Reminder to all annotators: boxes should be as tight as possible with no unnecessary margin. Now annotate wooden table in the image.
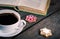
[0,0,60,39]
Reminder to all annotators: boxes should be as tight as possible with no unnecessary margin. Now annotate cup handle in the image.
[20,20,26,27]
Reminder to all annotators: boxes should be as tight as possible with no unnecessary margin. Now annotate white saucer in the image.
[0,23,25,37]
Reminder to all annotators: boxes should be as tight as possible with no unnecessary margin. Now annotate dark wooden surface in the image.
[0,0,60,39]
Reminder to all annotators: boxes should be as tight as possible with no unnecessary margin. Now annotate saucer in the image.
[0,23,25,37]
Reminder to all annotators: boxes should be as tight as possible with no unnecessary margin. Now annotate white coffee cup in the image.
[0,9,26,34]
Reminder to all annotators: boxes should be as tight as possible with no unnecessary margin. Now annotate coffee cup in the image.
[0,9,26,34]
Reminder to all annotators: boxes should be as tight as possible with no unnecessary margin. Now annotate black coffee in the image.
[0,13,18,25]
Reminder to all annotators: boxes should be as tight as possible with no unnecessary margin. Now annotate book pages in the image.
[20,0,48,11]
[0,0,48,11]
[0,0,20,6]
[0,0,50,15]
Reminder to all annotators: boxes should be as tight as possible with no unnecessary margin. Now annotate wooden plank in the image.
[14,9,60,39]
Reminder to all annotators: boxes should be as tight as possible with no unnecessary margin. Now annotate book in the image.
[18,0,50,15]
[0,0,50,15]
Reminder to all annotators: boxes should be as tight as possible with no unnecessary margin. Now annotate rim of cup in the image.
[0,9,21,26]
